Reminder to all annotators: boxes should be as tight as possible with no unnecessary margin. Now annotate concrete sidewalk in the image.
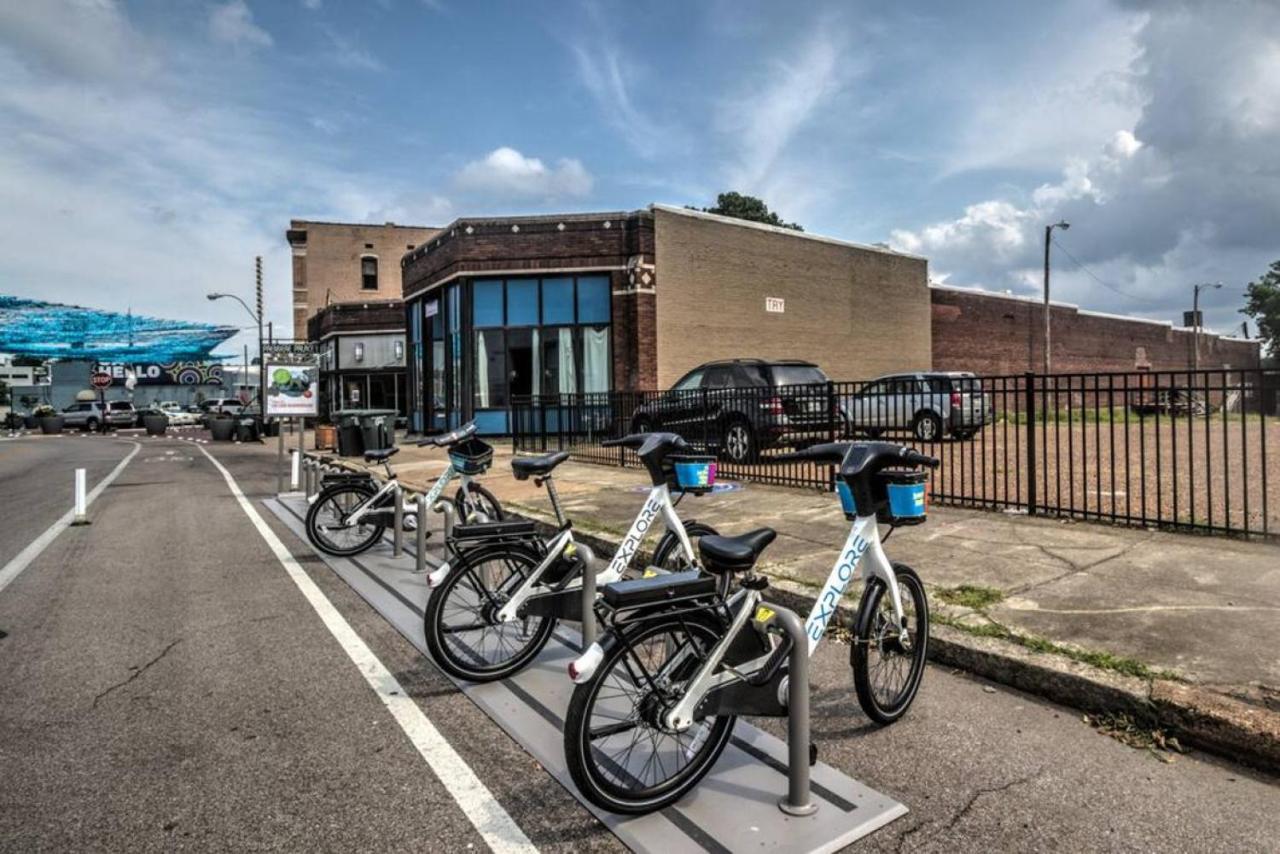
[317,437,1280,768]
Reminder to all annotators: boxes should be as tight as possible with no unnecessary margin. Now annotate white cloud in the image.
[454,147,593,199]
[890,2,1280,334]
[209,1,273,50]
[301,0,321,9]
[321,26,385,72]
[0,0,157,80]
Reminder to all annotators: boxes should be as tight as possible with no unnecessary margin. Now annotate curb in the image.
[507,505,1280,776]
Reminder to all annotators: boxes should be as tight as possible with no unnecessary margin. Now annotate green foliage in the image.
[935,584,1005,610]
[1241,259,1280,356]
[692,192,804,231]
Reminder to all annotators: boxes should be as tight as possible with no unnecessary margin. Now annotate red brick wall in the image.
[932,287,1261,375]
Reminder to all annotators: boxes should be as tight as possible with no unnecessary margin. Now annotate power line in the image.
[1050,236,1158,304]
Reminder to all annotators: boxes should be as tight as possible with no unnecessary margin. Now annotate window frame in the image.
[360,255,379,291]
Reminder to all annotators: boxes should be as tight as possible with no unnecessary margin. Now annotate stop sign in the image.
[91,372,112,390]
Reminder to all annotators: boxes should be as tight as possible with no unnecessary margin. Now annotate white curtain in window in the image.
[531,329,541,397]
[476,331,490,408]
[583,327,609,394]
[558,327,577,396]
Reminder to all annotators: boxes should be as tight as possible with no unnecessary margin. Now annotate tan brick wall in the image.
[652,207,931,387]
[290,221,439,337]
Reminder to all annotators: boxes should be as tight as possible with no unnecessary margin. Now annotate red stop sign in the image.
[91,372,113,390]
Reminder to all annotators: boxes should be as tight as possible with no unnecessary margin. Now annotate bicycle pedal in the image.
[809,743,818,767]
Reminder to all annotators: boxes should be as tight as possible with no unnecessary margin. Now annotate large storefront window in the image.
[408,274,611,435]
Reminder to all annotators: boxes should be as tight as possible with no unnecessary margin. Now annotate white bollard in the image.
[290,450,301,491]
[72,468,89,526]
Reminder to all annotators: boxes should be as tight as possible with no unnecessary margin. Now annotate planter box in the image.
[143,415,169,436]
[209,418,237,441]
[316,424,337,450]
[23,414,37,429]
[38,416,64,435]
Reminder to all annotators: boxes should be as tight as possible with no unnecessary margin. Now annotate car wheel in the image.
[86,418,99,433]
[912,412,942,443]
[722,419,756,464]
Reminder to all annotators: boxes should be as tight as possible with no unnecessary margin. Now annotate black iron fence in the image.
[511,369,1279,539]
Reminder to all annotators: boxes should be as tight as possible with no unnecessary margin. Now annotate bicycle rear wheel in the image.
[424,545,554,682]
[306,483,385,557]
[564,612,735,814]
[851,563,929,725]
[454,484,504,523]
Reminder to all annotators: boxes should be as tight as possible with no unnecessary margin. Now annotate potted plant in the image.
[209,410,237,441]
[142,407,169,436]
[35,404,64,435]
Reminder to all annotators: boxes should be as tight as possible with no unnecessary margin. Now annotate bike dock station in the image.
[268,459,909,853]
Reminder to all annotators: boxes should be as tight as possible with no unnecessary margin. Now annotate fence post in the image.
[1024,372,1037,516]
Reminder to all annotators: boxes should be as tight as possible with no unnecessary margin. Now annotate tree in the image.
[1242,260,1280,357]
[692,192,804,231]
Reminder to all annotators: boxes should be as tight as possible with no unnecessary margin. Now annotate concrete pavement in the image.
[2,431,1278,851]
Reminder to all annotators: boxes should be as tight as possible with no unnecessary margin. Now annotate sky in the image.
[1,0,1277,360]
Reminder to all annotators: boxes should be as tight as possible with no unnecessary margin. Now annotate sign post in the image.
[263,342,320,495]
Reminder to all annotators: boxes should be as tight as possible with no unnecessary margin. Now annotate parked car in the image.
[843,371,992,442]
[60,401,129,431]
[155,401,199,426]
[629,358,834,463]
[105,400,138,428]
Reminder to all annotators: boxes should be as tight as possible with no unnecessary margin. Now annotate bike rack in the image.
[771,604,817,816]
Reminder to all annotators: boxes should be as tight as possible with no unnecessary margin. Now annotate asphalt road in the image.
[0,433,1276,852]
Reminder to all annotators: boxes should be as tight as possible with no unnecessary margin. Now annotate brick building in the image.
[399,205,930,433]
[287,220,439,336]
[931,285,1261,375]
[306,300,408,421]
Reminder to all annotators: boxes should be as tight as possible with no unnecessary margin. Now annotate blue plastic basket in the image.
[887,480,927,520]
[836,480,856,516]
[448,438,494,475]
[670,455,717,494]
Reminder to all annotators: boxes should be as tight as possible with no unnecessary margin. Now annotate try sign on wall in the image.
[765,297,785,313]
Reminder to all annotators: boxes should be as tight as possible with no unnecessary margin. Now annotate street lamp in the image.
[208,279,264,408]
[1043,220,1070,375]
[1191,282,1223,372]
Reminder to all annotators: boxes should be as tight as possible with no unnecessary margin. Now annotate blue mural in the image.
[0,296,238,362]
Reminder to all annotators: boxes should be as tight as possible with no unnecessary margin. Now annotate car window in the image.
[926,375,952,393]
[672,369,704,392]
[860,381,885,396]
[703,366,735,388]
[734,365,768,386]
[768,364,827,387]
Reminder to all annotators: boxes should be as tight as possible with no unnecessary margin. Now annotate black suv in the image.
[629,359,833,463]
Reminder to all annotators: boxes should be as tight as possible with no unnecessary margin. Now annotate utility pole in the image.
[256,256,264,414]
[1192,282,1223,372]
[1042,221,1071,375]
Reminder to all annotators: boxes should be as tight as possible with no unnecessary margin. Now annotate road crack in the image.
[944,766,1046,832]
[92,638,183,709]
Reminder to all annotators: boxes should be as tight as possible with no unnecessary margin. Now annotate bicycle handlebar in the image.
[600,432,690,451]
[416,420,477,448]
[773,441,939,470]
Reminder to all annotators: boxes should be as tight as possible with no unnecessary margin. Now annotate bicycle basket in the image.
[448,438,494,475]
[872,469,928,525]
[665,454,717,495]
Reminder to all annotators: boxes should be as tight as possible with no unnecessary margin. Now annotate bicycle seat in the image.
[363,447,400,462]
[698,528,777,574]
[511,450,570,480]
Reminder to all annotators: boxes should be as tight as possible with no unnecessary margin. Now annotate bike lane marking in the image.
[197,445,537,854]
[0,440,141,597]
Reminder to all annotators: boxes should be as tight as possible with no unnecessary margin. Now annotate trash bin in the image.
[335,411,365,457]
[358,409,398,453]
[236,418,260,443]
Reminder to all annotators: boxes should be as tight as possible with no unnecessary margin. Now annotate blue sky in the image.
[1,0,1277,359]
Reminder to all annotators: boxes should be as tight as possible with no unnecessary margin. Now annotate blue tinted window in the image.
[507,279,538,326]
[576,276,610,324]
[473,279,503,327]
[541,277,574,324]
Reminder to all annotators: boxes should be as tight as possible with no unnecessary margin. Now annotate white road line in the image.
[0,441,141,596]
[196,445,536,854]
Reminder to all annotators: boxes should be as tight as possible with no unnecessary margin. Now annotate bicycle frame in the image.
[340,463,477,526]
[645,512,907,731]
[428,482,699,623]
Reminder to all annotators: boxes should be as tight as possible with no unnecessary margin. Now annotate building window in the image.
[394,340,404,361]
[541,278,575,324]
[361,256,378,290]
[473,279,504,327]
[576,276,611,324]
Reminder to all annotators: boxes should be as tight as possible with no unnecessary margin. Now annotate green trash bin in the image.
[358,409,398,453]
[333,410,367,457]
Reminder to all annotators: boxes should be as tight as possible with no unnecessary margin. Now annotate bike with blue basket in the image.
[304,421,504,557]
[422,432,727,683]
[561,440,938,814]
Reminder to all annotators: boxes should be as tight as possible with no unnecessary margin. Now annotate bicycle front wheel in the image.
[305,483,385,557]
[424,545,554,682]
[851,562,929,725]
[564,611,735,814]
[454,484,504,523]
